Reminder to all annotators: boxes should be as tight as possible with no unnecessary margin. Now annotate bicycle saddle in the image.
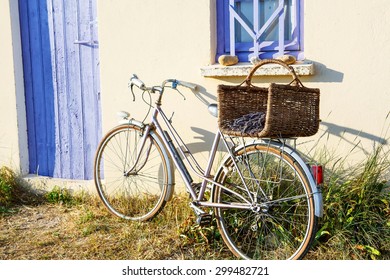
[208,104,218,118]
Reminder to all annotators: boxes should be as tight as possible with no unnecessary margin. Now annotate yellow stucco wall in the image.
[304,1,390,161]
[0,0,28,173]
[98,0,221,177]
[97,0,390,174]
[3,0,389,179]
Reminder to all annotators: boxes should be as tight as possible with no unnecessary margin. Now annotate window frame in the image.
[216,0,304,62]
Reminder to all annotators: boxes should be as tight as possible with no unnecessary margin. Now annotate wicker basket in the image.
[218,59,320,138]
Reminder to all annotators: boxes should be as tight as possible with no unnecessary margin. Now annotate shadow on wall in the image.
[186,119,389,157]
[317,121,388,154]
[186,127,225,155]
[192,84,217,105]
[308,61,345,83]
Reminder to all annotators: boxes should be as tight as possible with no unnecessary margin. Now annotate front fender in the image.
[118,118,175,202]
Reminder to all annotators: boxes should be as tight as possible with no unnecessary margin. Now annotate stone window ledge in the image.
[200,60,314,77]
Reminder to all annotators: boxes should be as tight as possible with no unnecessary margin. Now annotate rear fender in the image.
[214,139,323,217]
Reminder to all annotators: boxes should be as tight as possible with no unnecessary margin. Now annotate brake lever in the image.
[130,84,136,101]
[176,88,186,101]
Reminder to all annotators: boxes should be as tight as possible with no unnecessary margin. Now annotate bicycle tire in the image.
[94,124,171,221]
[213,142,318,260]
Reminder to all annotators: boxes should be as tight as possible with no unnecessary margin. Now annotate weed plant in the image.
[314,143,390,259]
[45,186,76,205]
[0,167,16,211]
[0,167,45,213]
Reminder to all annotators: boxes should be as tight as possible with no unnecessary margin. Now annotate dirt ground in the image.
[0,196,231,260]
[0,204,88,259]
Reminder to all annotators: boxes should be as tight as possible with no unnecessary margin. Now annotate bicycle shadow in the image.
[306,121,389,157]
[185,127,225,155]
[182,84,222,155]
[189,84,217,106]
[320,121,387,143]
[187,121,389,156]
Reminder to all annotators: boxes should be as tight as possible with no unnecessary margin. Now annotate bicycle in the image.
[93,72,324,260]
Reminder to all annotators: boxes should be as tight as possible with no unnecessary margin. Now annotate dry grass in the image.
[0,191,234,260]
[1,163,389,260]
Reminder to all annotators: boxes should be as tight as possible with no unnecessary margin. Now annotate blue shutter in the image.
[19,0,101,180]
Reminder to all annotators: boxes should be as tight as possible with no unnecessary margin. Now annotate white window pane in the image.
[235,1,253,43]
[235,0,293,43]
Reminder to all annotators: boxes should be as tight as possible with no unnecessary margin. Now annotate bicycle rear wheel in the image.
[213,142,318,260]
[94,124,170,221]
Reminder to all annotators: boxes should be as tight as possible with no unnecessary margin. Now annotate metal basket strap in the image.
[244,59,303,87]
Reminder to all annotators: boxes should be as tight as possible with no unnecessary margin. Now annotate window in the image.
[216,0,303,62]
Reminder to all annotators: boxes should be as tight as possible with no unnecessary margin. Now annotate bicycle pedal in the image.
[196,213,212,227]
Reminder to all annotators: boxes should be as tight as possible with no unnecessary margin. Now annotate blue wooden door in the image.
[19,0,101,180]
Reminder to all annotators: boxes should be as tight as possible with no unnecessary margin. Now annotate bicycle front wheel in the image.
[213,142,317,260]
[94,124,170,221]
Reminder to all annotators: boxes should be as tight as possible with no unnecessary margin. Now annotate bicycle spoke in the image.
[214,142,317,260]
[94,125,169,221]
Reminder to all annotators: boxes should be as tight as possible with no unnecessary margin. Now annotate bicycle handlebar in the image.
[129,74,197,92]
[130,74,146,90]
[176,80,197,91]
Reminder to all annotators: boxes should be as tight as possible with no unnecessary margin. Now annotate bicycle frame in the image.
[122,106,256,211]
[123,85,323,216]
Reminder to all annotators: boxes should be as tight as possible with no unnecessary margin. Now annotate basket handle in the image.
[244,59,303,87]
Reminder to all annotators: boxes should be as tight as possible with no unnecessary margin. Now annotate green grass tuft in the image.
[314,143,390,259]
[0,167,18,211]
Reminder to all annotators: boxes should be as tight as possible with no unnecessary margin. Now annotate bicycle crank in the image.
[190,202,212,227]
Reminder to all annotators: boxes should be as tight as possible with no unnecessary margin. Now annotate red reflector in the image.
[311,165,323,185]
